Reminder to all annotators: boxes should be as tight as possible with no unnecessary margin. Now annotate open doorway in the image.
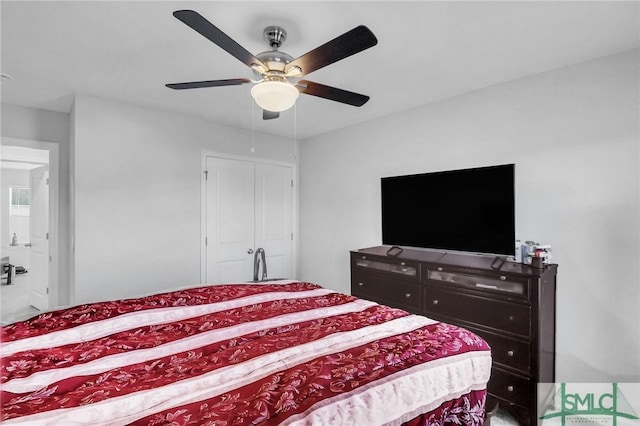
[1,144,54,323]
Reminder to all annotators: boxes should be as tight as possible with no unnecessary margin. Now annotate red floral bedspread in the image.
[1,282,491,425]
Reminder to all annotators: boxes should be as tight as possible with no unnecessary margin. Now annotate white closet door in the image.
[254,163,293,280]
[206,157,255,283]
[205,157,294,283]
[29,165,49,310]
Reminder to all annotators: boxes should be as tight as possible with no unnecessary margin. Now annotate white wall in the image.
[1,104,70,143]
[299,50,640,382]
[1,169,29,245]
[71,96,297,304]
[1,104,70,306]
[1,169,31,267]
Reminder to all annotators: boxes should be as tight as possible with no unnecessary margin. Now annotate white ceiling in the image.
[1,1,638,139]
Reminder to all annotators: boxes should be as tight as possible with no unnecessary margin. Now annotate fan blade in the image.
[297,80,370,107]
[166,78,250,90]
[263,110,280,120]
[285,26,377,76]
[173,10,266,69]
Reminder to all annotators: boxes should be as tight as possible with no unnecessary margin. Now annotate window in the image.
[9,187,30,244]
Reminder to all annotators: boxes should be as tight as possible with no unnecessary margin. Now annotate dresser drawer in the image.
[351,253,419,281]
[423,286,531,336]
[426,266,530,300]
[352,273,421,312]
[488,367,531,408]
[471,328,530,373]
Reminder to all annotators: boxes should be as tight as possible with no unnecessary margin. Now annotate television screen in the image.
[381,164,515,256]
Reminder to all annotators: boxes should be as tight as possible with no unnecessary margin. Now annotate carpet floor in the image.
[1,273,40,325]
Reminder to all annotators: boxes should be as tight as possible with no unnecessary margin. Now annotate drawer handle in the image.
[509,315,515,321]
[500,276,507,281]
[405,293,411,298]
[361,255,367,260]
[400,261,406,266]
[432,299,439,305]
[358,282,364,287]
[507,385,514,392]
[507,350,514,357]
[437,267,443,272]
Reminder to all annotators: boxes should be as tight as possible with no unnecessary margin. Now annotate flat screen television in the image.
[381,164,515,256]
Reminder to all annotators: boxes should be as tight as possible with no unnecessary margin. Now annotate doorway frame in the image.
[200,151,298,284]
[2,137,59,309]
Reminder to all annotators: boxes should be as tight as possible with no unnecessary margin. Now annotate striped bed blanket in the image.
[1,281,491,425]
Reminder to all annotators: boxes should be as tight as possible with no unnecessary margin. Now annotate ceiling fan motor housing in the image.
[255,50,294,75]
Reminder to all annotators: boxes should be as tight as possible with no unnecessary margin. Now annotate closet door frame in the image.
[200,151,297,284]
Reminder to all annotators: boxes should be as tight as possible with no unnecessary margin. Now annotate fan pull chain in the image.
[251,100,256,153]
[293,103,298,160]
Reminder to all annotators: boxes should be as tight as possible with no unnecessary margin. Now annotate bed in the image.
[1,281,491,425]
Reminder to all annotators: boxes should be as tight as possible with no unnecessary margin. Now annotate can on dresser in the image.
[521,241,536,264]
[515,240,523,263]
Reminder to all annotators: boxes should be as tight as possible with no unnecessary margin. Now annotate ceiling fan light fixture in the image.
[251,80,299,112]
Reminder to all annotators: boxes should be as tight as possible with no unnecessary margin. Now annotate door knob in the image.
[247,249,254,254]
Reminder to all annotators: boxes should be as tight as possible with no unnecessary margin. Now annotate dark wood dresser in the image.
[350,246,557,425]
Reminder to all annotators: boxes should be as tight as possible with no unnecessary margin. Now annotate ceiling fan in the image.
[166,10,378,120]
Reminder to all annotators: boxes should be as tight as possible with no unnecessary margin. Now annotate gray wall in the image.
[71,96,297,304]
[298,50,640,382]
